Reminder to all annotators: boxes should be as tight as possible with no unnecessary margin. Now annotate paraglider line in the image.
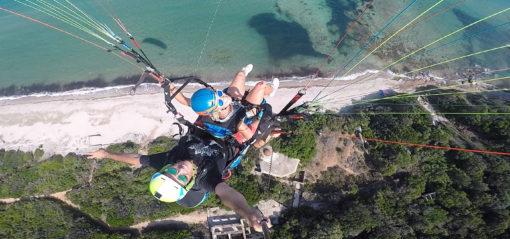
[403,0,467,33]
[317,7,510,102]
[318,43,509,103]
[334,112,510,115]
[309,0,375,85]
[344,135,510,156]
[0,7,143,71]
[0,7,107,50]
[313,0,420,101]
[342,0,444,78]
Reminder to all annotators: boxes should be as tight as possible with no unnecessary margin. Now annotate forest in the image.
[1,89,509,238]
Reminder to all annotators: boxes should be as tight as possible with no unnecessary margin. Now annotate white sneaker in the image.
[241,64,253,77]
[270,78,279,97]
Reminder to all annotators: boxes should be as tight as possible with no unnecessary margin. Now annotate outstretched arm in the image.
[215,182,266,232]
[169,83,191,106]
[86,149,141,166]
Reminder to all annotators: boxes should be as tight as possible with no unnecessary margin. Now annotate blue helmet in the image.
[191,88,219,116]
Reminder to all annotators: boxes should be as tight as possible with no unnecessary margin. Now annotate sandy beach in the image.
[0,74,403,157]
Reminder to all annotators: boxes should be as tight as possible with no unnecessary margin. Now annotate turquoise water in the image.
[1,0,509,94]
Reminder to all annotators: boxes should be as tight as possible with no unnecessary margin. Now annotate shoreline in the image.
[0,69,444,157]
[0,66,327,99]
[0,68,383,105]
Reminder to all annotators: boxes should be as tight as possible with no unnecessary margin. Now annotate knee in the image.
[254,81,267,89]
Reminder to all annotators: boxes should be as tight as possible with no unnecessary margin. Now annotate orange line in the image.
[0,7,108,50]
[0,7,143,71]
[344,135,510,156]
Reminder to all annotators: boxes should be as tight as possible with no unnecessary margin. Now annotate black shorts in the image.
[252,103,274,142]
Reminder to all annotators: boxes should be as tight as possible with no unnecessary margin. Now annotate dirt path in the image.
[1,189,209,235]
[130,210,209,232]
[0,197,21,204]
[50,189,80,209]
[88,159,97,183]
[417,96,449,124]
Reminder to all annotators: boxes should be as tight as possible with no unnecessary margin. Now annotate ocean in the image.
[1,0,509,97]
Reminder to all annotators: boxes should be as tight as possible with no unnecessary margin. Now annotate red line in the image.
[95,0,115,20]
[104,0,121,20]
[0,7,108,51]
[149,73,164,84]
[95,0,128,34]
[312,0,375,79]
[343,135,510,156]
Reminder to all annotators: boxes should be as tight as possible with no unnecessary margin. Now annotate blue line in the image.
[334,0,419,78]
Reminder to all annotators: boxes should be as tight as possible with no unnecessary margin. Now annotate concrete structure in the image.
[258,146,299,178]
[208,214,250,239]
[292,182,302,208]
[207,208,270,239]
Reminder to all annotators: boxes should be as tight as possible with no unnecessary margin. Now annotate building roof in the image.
[258,146,300,178]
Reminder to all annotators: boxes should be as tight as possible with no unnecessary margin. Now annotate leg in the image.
[244,82,273,105]
[227,71,247,100]
[247,104,275,148]
[227,64,253,100]
[245,78,279,104]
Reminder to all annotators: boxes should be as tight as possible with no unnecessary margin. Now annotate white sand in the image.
[0,76,401,157]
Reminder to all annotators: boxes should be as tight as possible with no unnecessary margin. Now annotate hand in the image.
[86,149,108,160]
[248,209,271,232]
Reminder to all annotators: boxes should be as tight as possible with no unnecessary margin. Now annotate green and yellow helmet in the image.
[149,165,196,203]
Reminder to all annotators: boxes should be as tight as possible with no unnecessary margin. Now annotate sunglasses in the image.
[163,167,189,184]
[215,90,224,108]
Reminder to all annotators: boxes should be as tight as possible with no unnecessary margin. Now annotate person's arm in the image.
[86,149,141,166]
[169,83,191,106]
[215,182,265,231]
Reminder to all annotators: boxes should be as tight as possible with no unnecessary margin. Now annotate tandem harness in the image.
[160,76,252,180]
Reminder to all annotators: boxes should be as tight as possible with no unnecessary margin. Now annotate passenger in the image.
[169,64,279,148]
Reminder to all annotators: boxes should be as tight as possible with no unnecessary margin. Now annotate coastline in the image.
[0,70,429,157]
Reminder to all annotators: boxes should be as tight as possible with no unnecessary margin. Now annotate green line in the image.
[316,7,510,102]
[354,75,510,104]
[383,7,510,70]
[31,0,91,30]
[353,102,510,108]
[353,88,509,105]
[17,0,110,43]
[51,0,107,35]
[402,44,509,75]
[324,88,509,107]
[382,75,510,100]
[62,0,109,36]
[332,112,510,115]
[407,88,508,98]
[40,0,109,37]
[343,0,444,77]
